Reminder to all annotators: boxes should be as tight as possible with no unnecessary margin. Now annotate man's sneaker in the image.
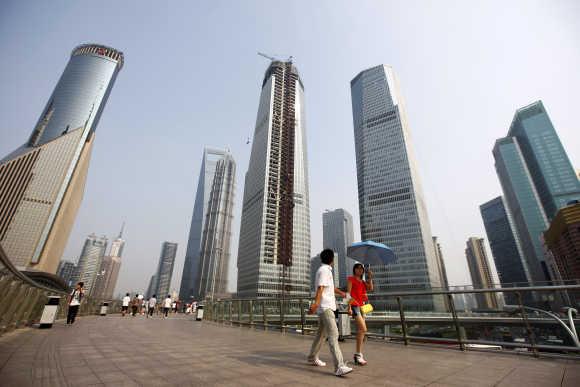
[309,358,326,366]
[335,365,353,377]
[354,353,367,366]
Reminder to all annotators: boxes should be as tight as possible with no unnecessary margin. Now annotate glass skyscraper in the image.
[0,44,123,274]
[492,101,578,285]
[322,209,354,289]
[179,148,236,301]
[237,60,311,298]
[350,65,442,311]
[154,242,178,298]
[480,196,530,287]
[74,233,108,294]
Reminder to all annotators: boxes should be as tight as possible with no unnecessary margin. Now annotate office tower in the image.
[145,274,157,299]
[237,59,311,298]
[480,197,530,287]
[432,237,449,290]
[310,253,339,292]
[323,209,354,289]
[75,234,108,294]
[179,149,236,302]
[493,101,580,285]
[465,237,499,310]
[56,260,77,287]
[91,225,125,299]
[350,65,442,310]
[544,201,580,282]
[0,44,123,274]
[507,102,580,219]
[154,242,178,298]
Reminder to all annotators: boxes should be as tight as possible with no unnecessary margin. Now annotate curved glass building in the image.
[0,44,123,274]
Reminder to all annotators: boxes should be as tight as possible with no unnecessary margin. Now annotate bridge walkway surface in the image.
[0,314,578,387]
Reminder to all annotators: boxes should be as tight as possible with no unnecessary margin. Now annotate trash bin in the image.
[195,304,204,321]
[39,296,60,329]
[336,302,351,341]
[100,302,109,316]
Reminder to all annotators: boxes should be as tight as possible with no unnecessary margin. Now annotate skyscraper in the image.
[350,65,442,310]
[0,44,123,274]
[480,196,530,287]
[432,237,449,290]
[507,101,580,219]
[465,237,499,310]
[322,209,354,289]
[543,201,580,282]
[154,242,178,298]
[91,225,125,299]
[237,59,311,298]
[492,101,580,285]
[179,149,235,301]
[74,233,108,295]
[56,260,77,288]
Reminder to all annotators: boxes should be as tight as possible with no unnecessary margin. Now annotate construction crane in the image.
[257,52,293,63]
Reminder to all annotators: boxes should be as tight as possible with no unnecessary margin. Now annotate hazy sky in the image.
[1,1,579,294]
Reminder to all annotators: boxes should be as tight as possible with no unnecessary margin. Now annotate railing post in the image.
[300,298,305,335]
[447,293,465,351]
[396,297,409,345]
[229,301,233,325]
[238,300,242,324]
[263,300,268,331]
[249,300,254,328]
[220,301,225,323]
[279,299,285,333]
[517,291,539,357]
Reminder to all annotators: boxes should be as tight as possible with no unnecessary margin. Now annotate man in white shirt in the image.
[147,295,157,318]
[122,293,131,317]
[163,295,172,318]
[307,249,353,377]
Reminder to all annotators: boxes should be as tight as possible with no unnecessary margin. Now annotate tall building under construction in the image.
[237,59,311,298]
[0,43,123,274]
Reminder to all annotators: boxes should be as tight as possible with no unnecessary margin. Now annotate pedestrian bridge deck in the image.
[0,315,578,386]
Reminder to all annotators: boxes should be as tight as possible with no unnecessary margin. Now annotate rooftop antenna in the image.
[118,221,125,239]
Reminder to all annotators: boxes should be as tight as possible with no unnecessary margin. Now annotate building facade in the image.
[0,44,123,274]
[350,64,442,311]
[74,233,108,295]
[179,149,235,302]
[465,237,499,310]
[237,60,311,298]
[56,260,77,288]
[480,196,530,287]
[322,209,354,289]
[543,201,580,282]
[91,226,125,299]
[154,242,178,298]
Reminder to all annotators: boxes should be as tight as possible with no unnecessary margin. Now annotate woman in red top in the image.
[347,263,374,365]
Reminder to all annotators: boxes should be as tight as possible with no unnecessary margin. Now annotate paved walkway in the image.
[0,314,578,386]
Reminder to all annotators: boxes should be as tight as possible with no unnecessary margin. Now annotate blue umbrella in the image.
[347,241,397,265]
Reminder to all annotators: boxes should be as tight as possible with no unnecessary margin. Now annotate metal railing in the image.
[0,245,121,337]
[203,285,580,359]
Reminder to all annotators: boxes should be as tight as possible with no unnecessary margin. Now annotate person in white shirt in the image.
[163,295,172,318]
[147,295,157,318]
[122,293,131,317]
[307,249,353,377]
[66,282,84,325]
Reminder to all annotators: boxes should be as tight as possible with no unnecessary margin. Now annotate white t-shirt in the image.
[122,296,131,307]
[69,289,82,306]
[315,264,336,313]
[149,297,157,307]
[164,298,172,308]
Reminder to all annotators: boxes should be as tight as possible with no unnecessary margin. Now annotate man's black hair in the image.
[320,249,334,265]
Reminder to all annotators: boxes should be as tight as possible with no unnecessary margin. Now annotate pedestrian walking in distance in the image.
[131,294,139,316]
[307,249,353,377]
[346,263,374,365]
[147,295,157,318]
[66,282,84,325]
[122,293,130,316]
[163,295,172,318]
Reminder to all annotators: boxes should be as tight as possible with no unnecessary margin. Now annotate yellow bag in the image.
[360,303,373,314]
